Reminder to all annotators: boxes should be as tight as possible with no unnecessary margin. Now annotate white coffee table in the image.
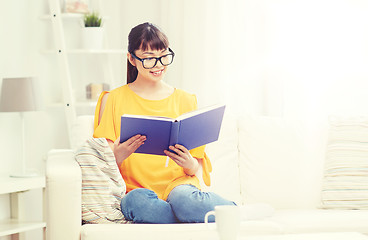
[239,232,368,240]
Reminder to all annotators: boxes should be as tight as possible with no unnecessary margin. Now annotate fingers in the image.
[164,144,190,167]
[168,144,188,156]
[164,149,183,166]
[127,135,146,150]
[116,134,146,153]
[125,134,146,146]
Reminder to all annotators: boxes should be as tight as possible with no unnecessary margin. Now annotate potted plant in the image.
[84,12,102,27]
[81,12,104,49]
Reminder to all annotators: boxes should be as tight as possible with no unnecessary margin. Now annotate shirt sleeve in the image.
[93,91,118,142]
[93,91,109,130]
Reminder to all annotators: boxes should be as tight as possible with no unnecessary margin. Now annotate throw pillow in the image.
[75,138,130,223]
[321,116,368,210]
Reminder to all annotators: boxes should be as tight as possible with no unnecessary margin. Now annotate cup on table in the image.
[204,205,241,240]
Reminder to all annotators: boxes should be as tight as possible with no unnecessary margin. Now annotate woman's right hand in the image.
[112,135,146,167]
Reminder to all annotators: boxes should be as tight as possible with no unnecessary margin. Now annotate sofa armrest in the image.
[46,149,81,240]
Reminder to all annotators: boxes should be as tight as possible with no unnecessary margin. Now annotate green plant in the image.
[84,12,102,27]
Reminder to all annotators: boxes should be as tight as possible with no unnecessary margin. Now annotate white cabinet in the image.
[0,176,45,240]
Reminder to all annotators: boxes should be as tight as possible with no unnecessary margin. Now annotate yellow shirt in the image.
[93,85,212,200]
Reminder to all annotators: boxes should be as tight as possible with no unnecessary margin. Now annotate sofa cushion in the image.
[268,209,368,234]
[238,115,328,209]
[70,115,94,150]
[321,116,368,210]
[75,138,128,224]
[80,221,283,240]
[205,112,242,204]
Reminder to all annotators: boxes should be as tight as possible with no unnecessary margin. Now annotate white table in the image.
[0,176,45,240]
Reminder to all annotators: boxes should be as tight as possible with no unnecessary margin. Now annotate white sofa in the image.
[46,112,368,240]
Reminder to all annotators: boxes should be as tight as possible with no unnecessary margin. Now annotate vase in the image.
[81,27,104,49]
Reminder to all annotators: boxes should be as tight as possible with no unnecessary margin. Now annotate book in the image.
[120,104,226,155]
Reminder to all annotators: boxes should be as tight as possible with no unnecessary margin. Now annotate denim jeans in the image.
[121,184,236,223]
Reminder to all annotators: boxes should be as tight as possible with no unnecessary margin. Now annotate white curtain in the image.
[161,0,368,119]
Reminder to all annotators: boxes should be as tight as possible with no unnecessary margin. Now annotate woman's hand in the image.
[164,144,199,176]
[112,135,146,167]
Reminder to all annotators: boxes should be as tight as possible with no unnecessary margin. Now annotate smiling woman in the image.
[128,47,173,83]
[126,23,171,84]
[92,22,236,224]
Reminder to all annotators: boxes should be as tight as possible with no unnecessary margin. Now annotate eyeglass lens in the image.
[143,54,174,69]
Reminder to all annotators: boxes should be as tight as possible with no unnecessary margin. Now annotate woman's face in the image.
[130,47,172,83]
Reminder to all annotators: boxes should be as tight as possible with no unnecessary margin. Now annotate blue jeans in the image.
[121,184,236,223]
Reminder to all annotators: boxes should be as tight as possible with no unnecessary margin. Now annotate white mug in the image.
[204,205,241,240]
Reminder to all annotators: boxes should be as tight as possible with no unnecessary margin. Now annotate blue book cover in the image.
[120,104,226,155]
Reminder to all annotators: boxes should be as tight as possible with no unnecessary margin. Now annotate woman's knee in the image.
[121,188,177,223]
[167,185,213,222]
[167,185,235,223]
[121,188,155,221]
[122,188,154,208]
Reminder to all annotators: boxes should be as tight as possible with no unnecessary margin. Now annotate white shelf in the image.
[0,176,45,195]
[76,100,98,107]
[43,0,117,145]
[40,13,83,20]
[0,219,46,237]
[47,100,98,108]
[40,13,110,21]
[41,49,126,54]
[69,49,126,54]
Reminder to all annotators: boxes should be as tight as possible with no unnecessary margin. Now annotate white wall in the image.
[251,0,368,118]
[0,1,165,239]
[0,1,66,239]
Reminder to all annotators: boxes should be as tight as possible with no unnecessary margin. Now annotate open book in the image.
[120,104,226,155]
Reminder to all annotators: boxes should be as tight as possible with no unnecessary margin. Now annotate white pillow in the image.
[321,116,368,210]
[238,115,327,209]
[75,138,128,224]
[70,115,95,150]
[205,111,242,204]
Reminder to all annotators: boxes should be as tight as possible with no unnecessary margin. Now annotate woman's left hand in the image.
[164,144,199,176]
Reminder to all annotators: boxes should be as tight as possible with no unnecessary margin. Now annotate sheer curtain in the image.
[162,0,368,118]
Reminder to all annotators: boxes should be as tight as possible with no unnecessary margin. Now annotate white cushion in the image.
[80,221,283,240]
[321,116,368,209]
[238,115,328,209]
[268,209,368,234]
[70,115,94,150]
[205,111,242,204]
[75,138,128,224]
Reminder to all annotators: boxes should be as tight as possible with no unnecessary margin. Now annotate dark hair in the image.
[127,22,170,84]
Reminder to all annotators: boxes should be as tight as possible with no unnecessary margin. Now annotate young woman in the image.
[93,22,235,224]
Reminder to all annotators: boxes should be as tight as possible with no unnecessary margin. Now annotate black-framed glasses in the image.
[130,48,175,69]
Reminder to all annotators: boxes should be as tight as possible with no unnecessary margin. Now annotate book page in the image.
[174,104,226,150]
[122,114,174,122]
[176,104,225,121]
